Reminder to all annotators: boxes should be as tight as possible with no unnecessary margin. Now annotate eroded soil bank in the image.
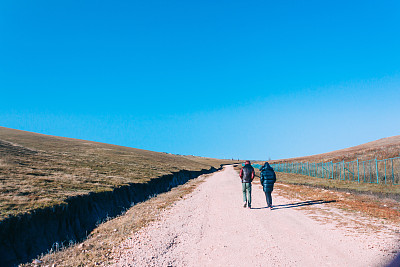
[0,166,221,267]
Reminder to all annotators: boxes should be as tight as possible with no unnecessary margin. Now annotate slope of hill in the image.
[0,127,236,266]
[0,126,232,220]
[271,136,400,164]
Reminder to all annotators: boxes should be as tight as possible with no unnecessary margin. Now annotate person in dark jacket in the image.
[260,162,276,210]
[240,160,255,208]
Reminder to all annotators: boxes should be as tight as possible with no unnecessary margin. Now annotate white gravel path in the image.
[110,165,400,267]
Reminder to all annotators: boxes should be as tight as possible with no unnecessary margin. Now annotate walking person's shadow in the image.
[251,199,336,210]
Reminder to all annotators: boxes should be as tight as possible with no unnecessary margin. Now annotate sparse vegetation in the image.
[250,136,400,197]
[272,180,400,225]
[276,172,400,199]
[0,127,234,220]
[270,135,400,163]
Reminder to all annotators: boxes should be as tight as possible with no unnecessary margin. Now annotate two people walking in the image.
[240,161,276,210]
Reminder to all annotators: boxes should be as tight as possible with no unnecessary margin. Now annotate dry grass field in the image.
[0,126,234,220]
[251,136,400,200]
[275,172,400,199]
[271,135,400,164]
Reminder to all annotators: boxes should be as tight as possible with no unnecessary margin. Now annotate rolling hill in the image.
[0,126,233,220]
[271,136,400,164]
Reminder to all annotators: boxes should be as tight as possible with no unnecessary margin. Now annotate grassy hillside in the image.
[0,127,234,220]
[254,136,400,199]
[271,136,400,164]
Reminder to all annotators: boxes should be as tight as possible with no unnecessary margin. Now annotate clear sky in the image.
[1,0,400,160]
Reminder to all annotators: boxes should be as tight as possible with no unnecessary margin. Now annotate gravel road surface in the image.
[111,165,399,267]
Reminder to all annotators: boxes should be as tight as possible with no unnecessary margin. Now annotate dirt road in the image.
[110,165,399,266]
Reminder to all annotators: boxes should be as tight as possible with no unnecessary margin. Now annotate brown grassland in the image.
[270,135,400,163]
[0,126,234,220]
[253,135,400,198]
[274,172,400,198]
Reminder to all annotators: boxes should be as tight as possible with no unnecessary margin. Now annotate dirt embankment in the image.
[0,166,221,267]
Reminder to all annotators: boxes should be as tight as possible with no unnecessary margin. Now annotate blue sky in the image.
[1,0,400,160]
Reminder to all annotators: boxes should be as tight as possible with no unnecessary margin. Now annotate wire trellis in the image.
[269,157,400,185]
